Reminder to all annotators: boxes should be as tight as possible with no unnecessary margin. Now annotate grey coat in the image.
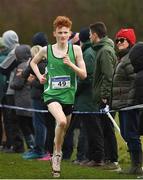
[11,61,32,117]
[111,53,136,110]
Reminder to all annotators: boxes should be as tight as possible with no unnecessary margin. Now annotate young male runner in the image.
[30,16,87,177]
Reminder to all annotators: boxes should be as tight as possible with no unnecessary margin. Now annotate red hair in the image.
[53,16,72,30]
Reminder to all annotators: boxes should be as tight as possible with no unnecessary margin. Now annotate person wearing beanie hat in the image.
[115,28,136,47]
[79,27,90,43]
[32,32,48,47]
[62,28,90,162]
[114,28,136,59]
[112,29,143,175]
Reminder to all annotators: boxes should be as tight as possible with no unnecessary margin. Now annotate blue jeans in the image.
[119,109,142,153]
[32,99,47,152]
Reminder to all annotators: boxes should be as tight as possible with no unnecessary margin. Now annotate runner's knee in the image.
[58,121,67,128]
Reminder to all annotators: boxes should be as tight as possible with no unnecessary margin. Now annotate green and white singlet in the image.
[43,44,77,104]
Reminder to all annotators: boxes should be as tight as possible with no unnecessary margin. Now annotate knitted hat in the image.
[32,32,48,47]
[79,27,90,43]
[2,30,19,50]
[115,28,136,46]
[0,37,5,48]
[15,45,31,61]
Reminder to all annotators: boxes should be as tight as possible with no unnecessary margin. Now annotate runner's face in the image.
[54,26,71,44]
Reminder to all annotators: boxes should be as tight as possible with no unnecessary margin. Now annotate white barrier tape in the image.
[0,104,103,114]
[0,103,143,114]
[0,104,48,113]
[73,111,102,114]
[120,104,143,111]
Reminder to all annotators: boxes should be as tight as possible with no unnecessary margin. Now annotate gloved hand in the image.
[99,98,110,114]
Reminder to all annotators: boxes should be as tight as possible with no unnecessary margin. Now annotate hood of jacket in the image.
[2,30,19,50]
[15,45,32,63]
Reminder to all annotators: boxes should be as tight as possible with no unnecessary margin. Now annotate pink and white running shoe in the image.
[38,152,51,161]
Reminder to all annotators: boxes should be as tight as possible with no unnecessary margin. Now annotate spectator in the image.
[22,45,55,160]
[111,28,143,175]
[0,30,24,153]
[32,32,48,47]
[23,32,55,160]
[89,22,119,170]
[0,37,9,148]
[73,27,96,165]
[130,42,143,176]
[11,45,35,151]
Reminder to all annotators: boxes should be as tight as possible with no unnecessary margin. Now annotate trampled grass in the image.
[0,132,140,179]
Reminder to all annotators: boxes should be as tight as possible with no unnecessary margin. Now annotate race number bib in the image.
[51,76,71,89]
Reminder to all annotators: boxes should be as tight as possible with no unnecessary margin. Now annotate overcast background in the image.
[0,0,142,44]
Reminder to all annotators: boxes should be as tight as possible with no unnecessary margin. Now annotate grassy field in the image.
[0,131,141,179]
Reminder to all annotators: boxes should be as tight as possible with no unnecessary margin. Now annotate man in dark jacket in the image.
[129,42,143,176]
[73,27,100,165]
[89,22,119,170]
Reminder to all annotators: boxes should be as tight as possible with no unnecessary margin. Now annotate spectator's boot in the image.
[120,151,143,175]
[128,152,143,175]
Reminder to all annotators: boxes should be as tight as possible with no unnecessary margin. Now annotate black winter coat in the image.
[129,42,143,104]
[22,59,46,100]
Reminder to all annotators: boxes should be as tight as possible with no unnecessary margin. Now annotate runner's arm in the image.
[30,47,47,84]
[63,45,87,79]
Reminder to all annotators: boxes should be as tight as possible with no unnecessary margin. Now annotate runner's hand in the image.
[39,74,47,84]
[63,54,72,67]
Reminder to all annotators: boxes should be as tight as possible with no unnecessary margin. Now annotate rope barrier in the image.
[0,104,103,114]
[1,103,143,114]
